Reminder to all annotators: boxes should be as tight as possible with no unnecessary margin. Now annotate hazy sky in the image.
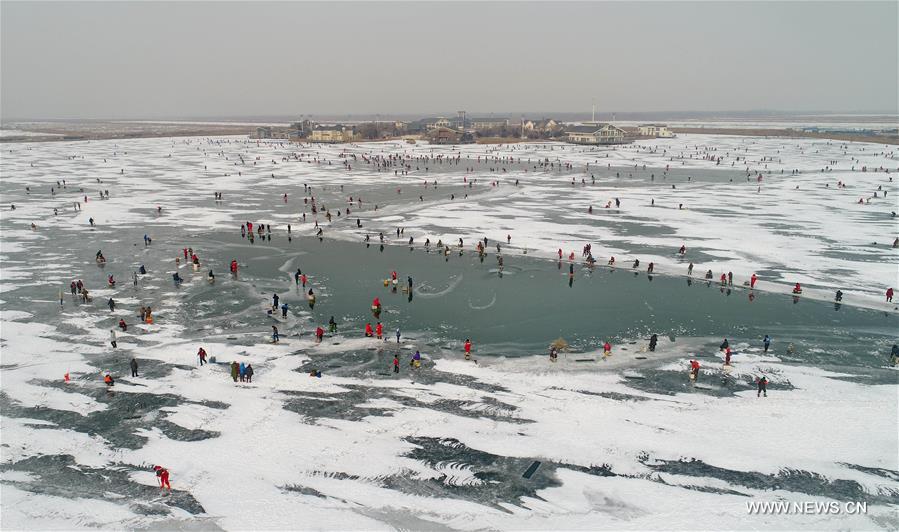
[2,1,897,119]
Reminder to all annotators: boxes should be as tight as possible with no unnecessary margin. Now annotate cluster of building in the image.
[253,112,674,145]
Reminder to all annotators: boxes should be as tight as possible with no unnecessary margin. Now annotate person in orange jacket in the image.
[689,359,700,381]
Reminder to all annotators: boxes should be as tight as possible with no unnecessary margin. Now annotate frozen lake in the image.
[1,134,897,529]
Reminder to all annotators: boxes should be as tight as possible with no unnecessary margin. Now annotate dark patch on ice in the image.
[0,390,224,449]
[551,387,653,402]
[621,369,795,397]
[0,455,205,515]
[644,458,899,505]
[281,385,529,425]
[296,348,511,394]
[839,463,899,483]
[375,437,616,511]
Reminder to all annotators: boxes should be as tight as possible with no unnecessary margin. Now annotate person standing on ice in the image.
[756,375,768,397]
[272,293,280,311]
[294,268,302,285]
[153,466,171,491]
[245,364,254,383]
[886,287,894,303]
[750,273,758,288]
[328,316,337,333]
[376,322,383,339]
[130,358,138,377]
[198,347,207,366]
[281,302,289,318]
[271,325,280,343]
[763,335,771,353]
[110,329,117,348]
[230,361,239,382]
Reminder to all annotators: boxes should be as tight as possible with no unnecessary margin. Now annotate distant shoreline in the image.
[671,127,899,145]
[2,124,897,146]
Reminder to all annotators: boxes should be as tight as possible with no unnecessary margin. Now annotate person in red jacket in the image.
[724,346,732,366]
[792,282,802,294]
[230,260,238,274]
[197,347,207,366]
[372,297,381,309]
[719,273,727,284]
[887,287,894,303]
[364,323,373,337]
[153,465,171,490]
[315,326,324,342]
[603,341,612,357]
[376,322,383,339]
[464,339,472,360]
[689,359,700,381]
[750,273,758,288]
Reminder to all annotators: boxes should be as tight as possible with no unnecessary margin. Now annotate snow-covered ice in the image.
[0,133,897,530]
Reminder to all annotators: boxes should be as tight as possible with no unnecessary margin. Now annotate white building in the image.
[638,124,675,138]
[566,123,629,145]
